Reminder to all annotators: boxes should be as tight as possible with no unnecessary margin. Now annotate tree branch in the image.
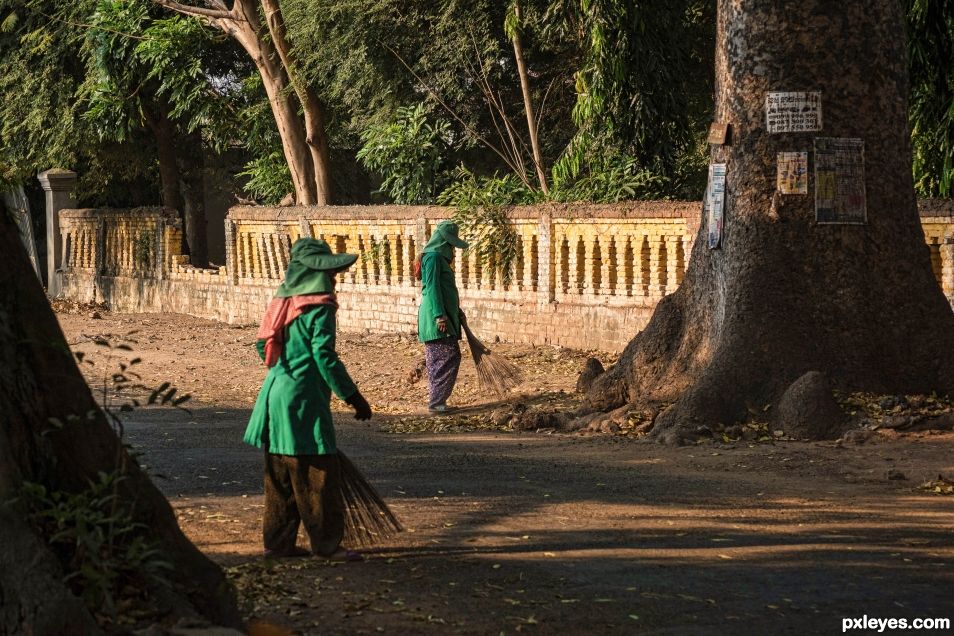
[152,0,232,20]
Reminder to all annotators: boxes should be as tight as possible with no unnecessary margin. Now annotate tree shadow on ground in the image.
[123,405,954,634]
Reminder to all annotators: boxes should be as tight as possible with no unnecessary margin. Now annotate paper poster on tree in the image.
[814,138,867,224]
[706,163,727,249]
[766,92,822,133]
[777,152,808,194]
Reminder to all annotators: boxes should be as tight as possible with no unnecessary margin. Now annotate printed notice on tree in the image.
[766,92,822,133]
[814,138,866,224]
[777,152,808,194]
[706,163,727,249]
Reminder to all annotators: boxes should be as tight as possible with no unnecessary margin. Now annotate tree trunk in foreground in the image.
[587,0,954,443]
[0,214,240,631]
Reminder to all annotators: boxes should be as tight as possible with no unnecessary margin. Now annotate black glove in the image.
[345,391,372,421]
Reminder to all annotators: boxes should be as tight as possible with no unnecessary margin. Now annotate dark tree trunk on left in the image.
[0,212,239,630]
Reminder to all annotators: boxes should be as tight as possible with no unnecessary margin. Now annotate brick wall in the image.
[55,200,954,353]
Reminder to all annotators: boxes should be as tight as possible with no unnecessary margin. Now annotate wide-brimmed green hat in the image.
[275,238,358,297]
[424,220,469,252]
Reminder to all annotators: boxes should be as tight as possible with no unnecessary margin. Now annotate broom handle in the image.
[460,321,487,354]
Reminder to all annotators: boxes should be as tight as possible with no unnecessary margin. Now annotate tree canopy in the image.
[0,0,950,206]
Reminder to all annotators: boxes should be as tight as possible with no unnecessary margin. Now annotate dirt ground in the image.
[55,306,954,635]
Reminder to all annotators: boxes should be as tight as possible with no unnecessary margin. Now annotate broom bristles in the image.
[338,451,403,548]
[461,322,523,397]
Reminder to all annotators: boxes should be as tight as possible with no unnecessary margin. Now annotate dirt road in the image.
[56,309,954,635]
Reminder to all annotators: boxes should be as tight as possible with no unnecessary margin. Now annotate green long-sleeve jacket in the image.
[418,251,461,343]
[244,305,357,455]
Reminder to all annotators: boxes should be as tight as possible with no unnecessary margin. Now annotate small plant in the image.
[134,229,153,271]
[19,472,172,618]
[362,236,391,276]
[19,335,191,625]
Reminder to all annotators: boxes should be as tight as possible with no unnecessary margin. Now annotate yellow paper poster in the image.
[777,152,808,195]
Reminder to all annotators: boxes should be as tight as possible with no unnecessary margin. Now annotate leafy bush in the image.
[357,103,452,204]
[437,167,538,284]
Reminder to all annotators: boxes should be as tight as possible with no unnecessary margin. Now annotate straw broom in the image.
[460,319,523,397]
[337,451,403,548]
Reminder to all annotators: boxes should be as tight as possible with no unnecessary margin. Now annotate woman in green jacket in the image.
[418,221,468,414]
[245,238,372,559]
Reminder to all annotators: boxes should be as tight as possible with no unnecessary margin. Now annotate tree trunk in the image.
[146,99,184,216]
[587,0,954,443]
[261,0,334,204]
[178,130,210,267]
[229,0,317,205]
[510,1,548,194]
[0,213,240,630]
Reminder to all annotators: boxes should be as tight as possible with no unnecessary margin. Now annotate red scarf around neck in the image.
[256,294,339,367]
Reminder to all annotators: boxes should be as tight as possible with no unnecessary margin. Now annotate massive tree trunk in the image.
[153,0,332,205]
[587,0,954,443]
[0,209,240,630]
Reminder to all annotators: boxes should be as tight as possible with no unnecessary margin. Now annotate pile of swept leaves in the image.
[48,296,108,315]
[918,475,954,495]
[837,392,954,431]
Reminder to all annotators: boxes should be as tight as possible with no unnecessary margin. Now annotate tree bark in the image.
[0,211,240,630]
[178,130,210,267]
[261,0,333,204]
[153,0,325,205]
[145,99,184,216]
[510,1,548,194]
[587,0,954,443]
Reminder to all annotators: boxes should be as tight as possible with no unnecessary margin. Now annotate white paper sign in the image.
[766,92,822,133]
[706,163,727,249]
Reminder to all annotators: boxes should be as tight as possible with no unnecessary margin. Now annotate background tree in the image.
[152,0,333,205]
[586,0,954,443]
[0,208,240,631]
[83,0,244,266]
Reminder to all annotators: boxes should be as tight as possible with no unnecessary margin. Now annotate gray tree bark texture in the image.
[0,212,240,632]
[587,0,954,443]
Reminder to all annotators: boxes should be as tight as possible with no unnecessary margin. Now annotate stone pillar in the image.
[537,209,554,304]
[37,168,77,295]
[942,229,954,306]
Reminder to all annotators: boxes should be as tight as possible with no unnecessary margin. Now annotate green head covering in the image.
[275,238,358,297]
[423,221,469,257]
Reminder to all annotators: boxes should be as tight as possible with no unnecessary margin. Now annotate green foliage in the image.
[0,0,96,187]
[134,228,153,271]
[544,0,713,180]
[235,73,294,204]
[238,150,292,205]
[357,103,452,204]
[438,167,538,284]
[19,472,171,617]
[907,0,954,197]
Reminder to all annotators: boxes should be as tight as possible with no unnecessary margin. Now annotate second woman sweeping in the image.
[417,221,469,415]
